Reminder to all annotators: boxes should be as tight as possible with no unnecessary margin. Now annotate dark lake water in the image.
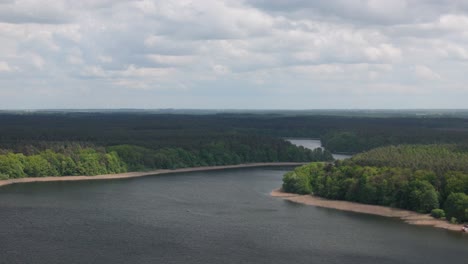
[1,168,467,264]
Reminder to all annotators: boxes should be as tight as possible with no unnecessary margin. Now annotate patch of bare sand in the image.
[271,188,464,232]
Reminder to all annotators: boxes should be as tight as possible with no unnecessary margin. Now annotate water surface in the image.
[285,138,352,160]
[0,168,466,264]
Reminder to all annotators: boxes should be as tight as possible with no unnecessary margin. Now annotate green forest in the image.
[1,113,468,154]
[283,145,468,223]
[2,112,468,221]
[0,135,333,179]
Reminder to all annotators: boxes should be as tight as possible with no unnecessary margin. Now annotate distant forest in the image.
[1,112,468,180]
[0,113,337,179]
[283,145,468,223]
[1,112,468,152]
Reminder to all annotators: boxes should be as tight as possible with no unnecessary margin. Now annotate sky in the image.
[1,0,468,109]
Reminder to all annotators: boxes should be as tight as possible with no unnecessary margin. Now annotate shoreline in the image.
[271,188,465,233]
[0,162,306,188]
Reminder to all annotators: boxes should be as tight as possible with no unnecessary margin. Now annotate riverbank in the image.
[271,188,464,232]
[0,162,306,188]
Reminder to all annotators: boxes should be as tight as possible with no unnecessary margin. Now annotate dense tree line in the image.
[1,112,468,181]
[1,113,468,154]
[0,113,339,178]
[0,148,126,179]
[0,135,333,179]
[349,144,468,175]
[283,145,468,223]
[107,135,333,171]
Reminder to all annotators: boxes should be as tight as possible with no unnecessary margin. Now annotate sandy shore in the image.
[271,188,465,232]
[0,162,306,188]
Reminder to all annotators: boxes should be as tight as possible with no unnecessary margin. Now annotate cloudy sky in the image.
[1,0,468,109]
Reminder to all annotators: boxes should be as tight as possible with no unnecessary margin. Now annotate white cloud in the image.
[98,55,113,63]
[119,65,175,78]
[67,55,83,65]
[364,44,402,62]
[0,61,12,72]
[147,54,193,66]
[438,14,468,32]
[81,65,107,78]
[1,0,468,109]
[0,0,72,24]
[212,64,230,75]
[28,53,45,69]
[414,65,441,80]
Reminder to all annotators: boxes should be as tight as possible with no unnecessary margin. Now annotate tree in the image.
[24,155,57,177]
[445,171,468,197]
[282,171,312,194]
[406,180,439,213]
[0,153,26,179]
[444,193,468,223]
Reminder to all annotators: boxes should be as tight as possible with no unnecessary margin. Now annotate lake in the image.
[0,168,467,264]
[285,138,352,160]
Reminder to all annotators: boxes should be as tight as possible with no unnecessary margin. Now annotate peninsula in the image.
[276,145,468,233]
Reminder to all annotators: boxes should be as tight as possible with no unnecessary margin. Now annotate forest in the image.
[2,111,468,183]
[282,145,468,223]
[0,112,339,179]
[1,112,468,153]
[0,137,332,179]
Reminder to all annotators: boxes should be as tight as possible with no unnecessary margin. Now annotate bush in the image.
[431,209,445,219]
[0,173,9,180]
[450,217,458,224]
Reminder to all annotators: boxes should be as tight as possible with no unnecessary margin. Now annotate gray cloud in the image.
[0,0,468,109]
[247,0,468,25]
[0,0,73,24]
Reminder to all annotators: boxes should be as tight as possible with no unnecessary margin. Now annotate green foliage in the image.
[105,152,127,174]
[108,136,333,171]
[431,209,445,219]
[444,193,468,223]
[0,135,332,179]
[283,144,468,222]
[24,155,58,177]
[282,171,312,194]
[0,153,26,178]
[106,145,153,171]
[282,163,324,194]
[445,171,468,198]
[1,113,468,155]
[0,147,127,179]
[349,145,468,175]
[405,180,439,213]
[76,149,107,175]
[321,132,362,153]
